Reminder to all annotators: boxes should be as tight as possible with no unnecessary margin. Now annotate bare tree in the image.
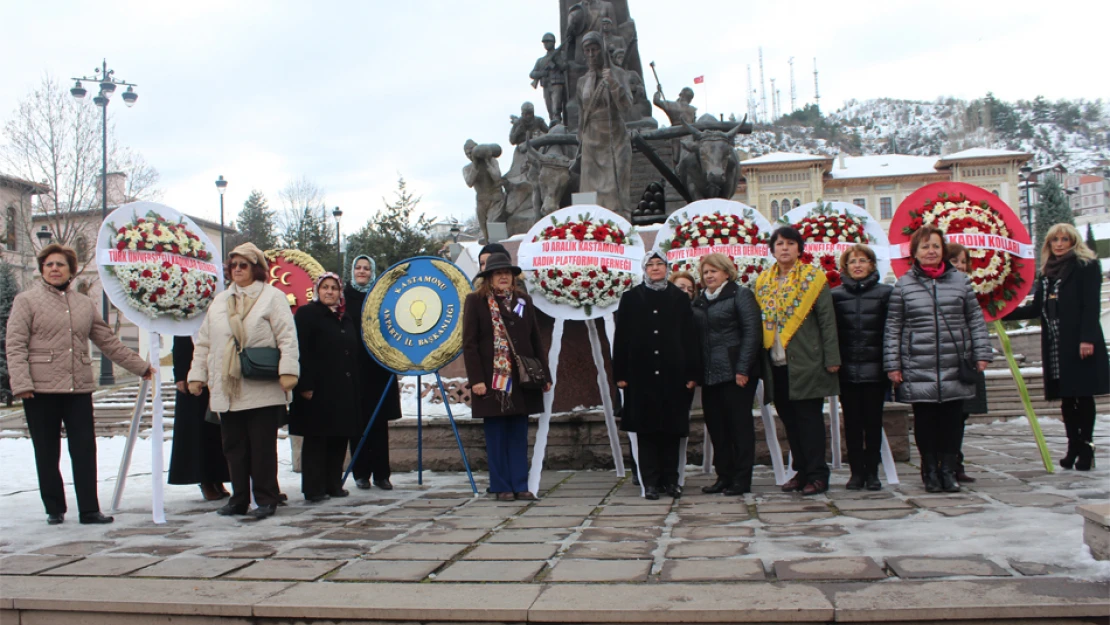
[1,75,162,271]
[276,176,338,272]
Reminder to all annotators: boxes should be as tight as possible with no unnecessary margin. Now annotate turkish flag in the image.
[693,75,704,84]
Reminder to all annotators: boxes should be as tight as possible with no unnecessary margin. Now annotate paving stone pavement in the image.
[0,419,1108,622]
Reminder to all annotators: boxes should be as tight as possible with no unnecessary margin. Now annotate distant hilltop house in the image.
[732,148,1035,226]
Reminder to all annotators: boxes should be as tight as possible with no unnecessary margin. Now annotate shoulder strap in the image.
[910,273,966,360]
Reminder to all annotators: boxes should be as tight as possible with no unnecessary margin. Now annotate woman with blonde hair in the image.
[1006,223,1107,470]
[830,243,892,490]
[691,253,763,495]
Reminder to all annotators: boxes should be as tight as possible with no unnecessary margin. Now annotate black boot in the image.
[644,485,661,500]
[864,468,882,491]
[938,454,961,493]
[1060,400,1079,469]
[921,453,942,493]
[846,464,865,491]
[701,478,729,494]
[1075,442,1096,471]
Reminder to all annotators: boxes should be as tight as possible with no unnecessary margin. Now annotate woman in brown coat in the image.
[6,244,153,525]
[462,253,551,500]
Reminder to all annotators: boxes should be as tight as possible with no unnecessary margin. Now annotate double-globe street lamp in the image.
[332,206,343,272]
[215,175,228,258]
[71,59,138,387]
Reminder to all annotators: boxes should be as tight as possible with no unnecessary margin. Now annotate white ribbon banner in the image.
[97,249,221,275]
[665,243,769,263]
[517,240,645,273]
[890,233,1035,259]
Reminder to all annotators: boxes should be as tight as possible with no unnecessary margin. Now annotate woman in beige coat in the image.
[6,244,153,526]
[188,243,299,520]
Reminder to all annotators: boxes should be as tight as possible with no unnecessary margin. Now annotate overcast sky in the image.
[2,0,1107,235]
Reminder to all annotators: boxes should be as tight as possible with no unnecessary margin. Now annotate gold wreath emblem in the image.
[264,249,325,280]
[362,260,472,373]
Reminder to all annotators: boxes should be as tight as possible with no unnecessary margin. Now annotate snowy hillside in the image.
[733,96,1110,173]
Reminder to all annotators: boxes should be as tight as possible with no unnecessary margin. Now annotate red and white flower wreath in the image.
[662,211,769,284]
[902,192,1024,315]
[789,205,874,288]
[106,212,218,320]
[527,216,636,316]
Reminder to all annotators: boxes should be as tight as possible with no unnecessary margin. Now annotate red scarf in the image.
[918,263,945,279]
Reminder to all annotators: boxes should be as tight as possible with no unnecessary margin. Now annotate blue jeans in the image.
[483,415,529,493]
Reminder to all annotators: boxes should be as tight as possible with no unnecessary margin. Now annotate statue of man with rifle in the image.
[530,33,567,127]
[650,61,698,165]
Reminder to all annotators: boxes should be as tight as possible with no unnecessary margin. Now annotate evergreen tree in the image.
[281,205,338,273]
[345,176,443,274]
[1086,223,1098,253]
[1033,177,1075,261]
[0,260,21,405]
[233,189,278,251]
[1031,95,1051,123]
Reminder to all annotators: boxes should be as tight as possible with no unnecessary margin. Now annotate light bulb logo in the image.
[409,299,427,327]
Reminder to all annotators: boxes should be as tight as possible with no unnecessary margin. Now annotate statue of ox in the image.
[676,117,745,201]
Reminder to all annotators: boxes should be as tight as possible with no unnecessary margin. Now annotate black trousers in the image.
[702,381,757,489]
[348,415,391,481]
[636,431,681,488]
[301,435,349,497]
[220,405,282,507]
[772,366,830,485]
[912,401,964,457]
[24,393,99,516]
[840,382,886,475]
[1062,396,1097,445]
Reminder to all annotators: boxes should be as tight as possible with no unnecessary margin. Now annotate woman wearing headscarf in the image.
[6,244,154,525]
[884,226,992,492]
[188,243,299,520]
[754,227,840,496]
[344,254,402,490]
[613,252,699,499]
[168,335,230,500]
[291,273,362,501]
[690,253,763,496]
[462,252,551,500]
[1006,223,1108,470]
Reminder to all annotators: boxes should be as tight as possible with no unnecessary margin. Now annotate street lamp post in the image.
[215,176,228,259]
[71,59,137,387]
[332,206,343,272]
[1019,165,1034,235]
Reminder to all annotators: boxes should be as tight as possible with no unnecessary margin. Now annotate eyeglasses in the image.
[229,261,251,270]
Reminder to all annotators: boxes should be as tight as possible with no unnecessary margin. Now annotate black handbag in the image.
[914,276,979,385]
[505,331,548,390]
[235,338,281,380]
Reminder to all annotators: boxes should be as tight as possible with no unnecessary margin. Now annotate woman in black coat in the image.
[462,253,551,501]
[1006,224,1108,471]
[613,252,699,500]
[168,336,230,500]
[344,255,402,490]
[691,253,763,496]
[948,243,987,484]
[831,244,892,491]
[291,273,362,501]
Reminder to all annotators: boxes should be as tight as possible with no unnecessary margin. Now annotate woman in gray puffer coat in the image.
[884,226,992,493]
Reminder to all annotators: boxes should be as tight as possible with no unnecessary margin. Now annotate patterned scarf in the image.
[313,273,346,320]
[487,289,515,405]
[754,262,826,350]
[222,280,263,401]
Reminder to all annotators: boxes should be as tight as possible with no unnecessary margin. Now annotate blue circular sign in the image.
[360,256,472,375]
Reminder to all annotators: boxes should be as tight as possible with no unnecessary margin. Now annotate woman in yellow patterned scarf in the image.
[754,226,841,495]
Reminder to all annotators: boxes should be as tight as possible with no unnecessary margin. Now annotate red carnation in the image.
[570,290,580,298]
[154,244,164,253]
[596,280,605,288]
[141,269,153,278]
[129,280,138,289]
[825,270,842,287]
[149,294,158,302]
[588,270,598,278]
[562,278,573,287]
[155,287,166,295]
[580,280,591,288]
[160,272,169,281]
[800,252,814,264]
[116,241,126,251]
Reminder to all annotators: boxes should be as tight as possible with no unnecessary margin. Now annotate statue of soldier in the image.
[463,139,507,243]
[611,47,653,124]
[504,103,549,233]
[529,33,567,127]
[576,31,633,217]
[653,86,698,164]
[599,16,626,60]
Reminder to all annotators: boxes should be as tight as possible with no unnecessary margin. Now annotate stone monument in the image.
[462,139,506,243]
[575,31,633,218]
[504,103,551,235]
[529,33,567,127]
[653,86,697,164]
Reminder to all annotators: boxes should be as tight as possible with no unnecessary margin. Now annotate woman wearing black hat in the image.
[462,253,552,500]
